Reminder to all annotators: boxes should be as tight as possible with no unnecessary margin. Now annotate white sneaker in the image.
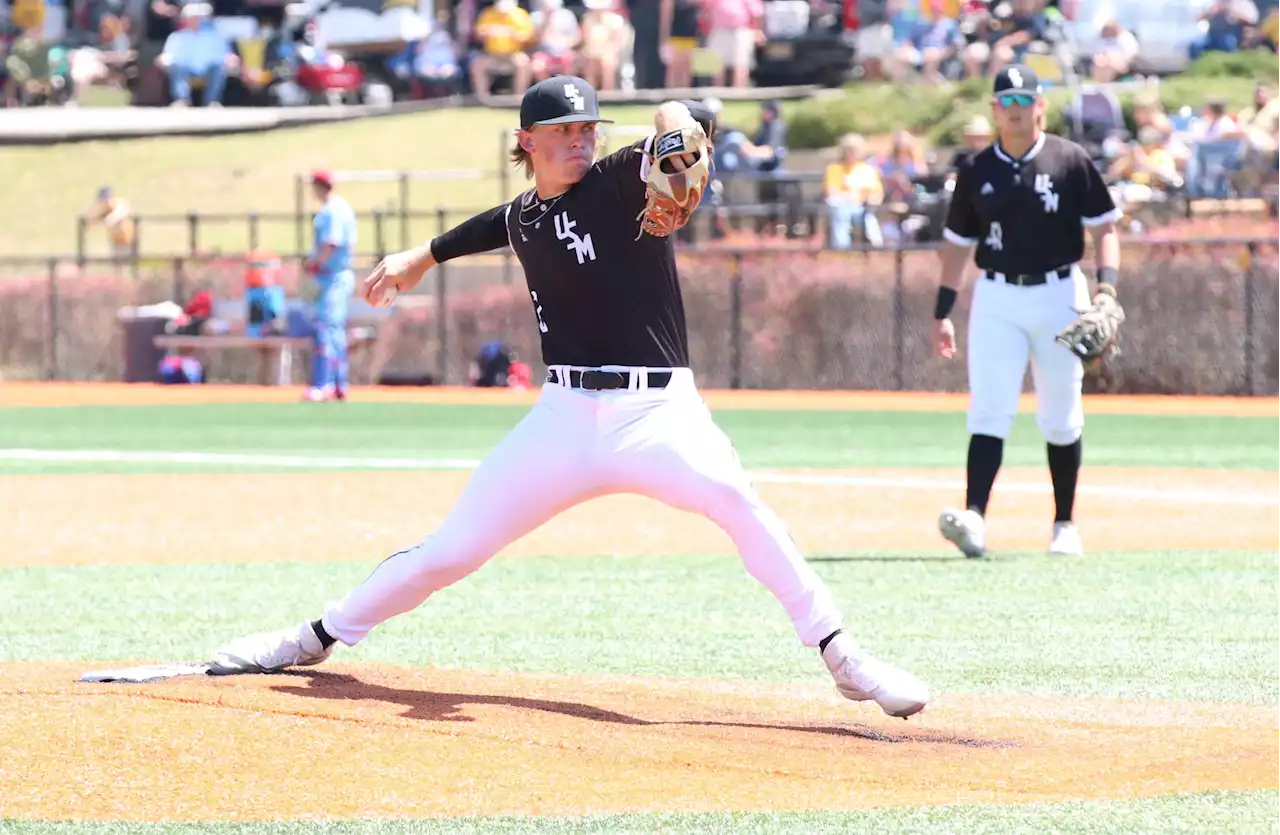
[822,633,930,719]
[209,620,333,675]
[939,507,986,558]
[1049,521,1084,556]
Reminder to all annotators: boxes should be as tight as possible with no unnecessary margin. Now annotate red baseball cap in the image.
[310,169,334,187]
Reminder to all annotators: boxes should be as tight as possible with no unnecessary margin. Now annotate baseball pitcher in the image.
[207,77,930,720]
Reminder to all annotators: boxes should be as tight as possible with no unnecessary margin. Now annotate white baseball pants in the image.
[322,367,845,648]
[966,266,1089,445]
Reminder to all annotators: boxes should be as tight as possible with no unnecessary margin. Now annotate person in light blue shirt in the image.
[159,3,236,106]
[303,170,358,401]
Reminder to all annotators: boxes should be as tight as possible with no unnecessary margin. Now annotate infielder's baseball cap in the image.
[520,76,614,128]
[679,99,717,141]
[310,169,335,187]
[993,64,1043,96]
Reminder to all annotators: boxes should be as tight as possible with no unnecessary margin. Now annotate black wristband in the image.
[934,286,958,320]
[1097,266,1119,287]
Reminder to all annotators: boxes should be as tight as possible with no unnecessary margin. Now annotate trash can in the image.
[118,312,172,383]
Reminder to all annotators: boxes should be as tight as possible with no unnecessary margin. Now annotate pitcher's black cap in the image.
[520,76,614,128]
[993,64,1042,95]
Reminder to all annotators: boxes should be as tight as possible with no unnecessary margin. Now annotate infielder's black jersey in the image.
[429,138,689,369]
[943,133,1120,274]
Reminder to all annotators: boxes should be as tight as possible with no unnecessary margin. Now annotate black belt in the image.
[984,266,1072,286]
[547,368,674,391]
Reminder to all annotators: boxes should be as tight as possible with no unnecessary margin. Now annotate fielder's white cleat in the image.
[208,620,333,675]
[1049,521,1084,556]
[939,507,986,558]
[822,633,930,719]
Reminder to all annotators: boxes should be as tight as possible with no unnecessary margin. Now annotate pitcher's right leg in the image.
[209,387,602,673]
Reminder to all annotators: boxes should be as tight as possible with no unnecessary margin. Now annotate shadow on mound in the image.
[270,670,1013,749]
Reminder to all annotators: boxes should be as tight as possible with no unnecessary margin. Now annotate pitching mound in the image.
[1,662,1274,821]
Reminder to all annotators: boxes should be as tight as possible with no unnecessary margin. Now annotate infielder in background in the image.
[209,77,930,720]
[932,65,1126,558]
[304,170,358,402]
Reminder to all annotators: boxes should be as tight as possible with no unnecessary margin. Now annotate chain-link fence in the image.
[1,237,1275,394]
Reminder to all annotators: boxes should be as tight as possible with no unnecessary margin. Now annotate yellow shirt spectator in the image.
[1261,9,1278,50]
[476,1,535,56]
[824,161,884,205]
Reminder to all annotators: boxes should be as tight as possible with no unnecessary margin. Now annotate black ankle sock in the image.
[1047,439,1083,523]
[311,619,337,649]
[965,434,1004,516]
[818,629,842,654]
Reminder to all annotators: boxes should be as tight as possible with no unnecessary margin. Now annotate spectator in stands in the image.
[1235,82,1279,189]
[84,186,135,259]
[1089,19,1138,82]
[1189,0,1258,59]
[704,0,764,89]
[823,133,886,249]
[714,98,787,174]
[1107,125,1182,204]
[3,27,56,107]
[389,8,463,98]
[530,0,580,82]
[1189,97,1242,141]
[303,170,358,403]
[660,0,701,88]
[157,3,237,107]
[878,129,924,203]
[579,0,630,92]
[884,0,961,84]
[964,0,1045,78]
[950,114,993,174]
[470,0,535,101]
[1236,81,1279,152]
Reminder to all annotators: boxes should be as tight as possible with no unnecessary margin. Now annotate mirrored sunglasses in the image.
[996,92,1038,109]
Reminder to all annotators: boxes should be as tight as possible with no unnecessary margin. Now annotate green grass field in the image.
[1,399,1276,832]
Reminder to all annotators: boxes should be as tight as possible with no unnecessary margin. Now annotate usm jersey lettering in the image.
[943,133,1120,274]
[505,137,690,368]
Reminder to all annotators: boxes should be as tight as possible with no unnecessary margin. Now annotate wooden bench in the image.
[155,328,376,386]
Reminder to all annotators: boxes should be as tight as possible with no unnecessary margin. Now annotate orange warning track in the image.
[1,468,1273,568]
[1,662,1274,821]
[1,382,1275,416]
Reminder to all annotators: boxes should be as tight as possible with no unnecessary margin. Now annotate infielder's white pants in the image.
[322,368,844,648]
[967,266,1089,445]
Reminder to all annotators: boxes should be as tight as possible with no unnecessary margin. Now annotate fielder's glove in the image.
[635,117,711,239]
[1055,287,1126,372]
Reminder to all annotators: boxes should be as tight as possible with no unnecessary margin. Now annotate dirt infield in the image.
[2,382,1277,416]
[1,662,1274,821]
[1,467,1274,568]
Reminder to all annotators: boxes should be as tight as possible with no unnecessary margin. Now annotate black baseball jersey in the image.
[943,133,1120,274]
[429,137,689,369]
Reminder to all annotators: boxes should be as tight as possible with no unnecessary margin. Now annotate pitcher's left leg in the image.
[604,384,929,717]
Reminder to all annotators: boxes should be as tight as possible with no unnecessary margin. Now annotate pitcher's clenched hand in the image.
[362,244,435,307]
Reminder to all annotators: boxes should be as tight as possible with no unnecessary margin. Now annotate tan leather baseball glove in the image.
[1055,289,1126,373]
[636,118,712,239]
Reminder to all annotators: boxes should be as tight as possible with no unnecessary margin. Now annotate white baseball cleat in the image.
[822,633,930,719]
[208,620,333,675]
[939,507,986,558]
[1049,521,1084,556]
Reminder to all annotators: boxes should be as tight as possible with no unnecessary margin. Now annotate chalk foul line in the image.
[0,448,1271,507]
